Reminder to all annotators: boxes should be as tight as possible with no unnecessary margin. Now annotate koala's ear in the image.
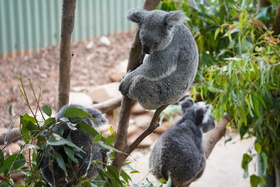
[164,10,188,28]
[195,105,212,123]
[180,97,194,114]
[127,8,147,24]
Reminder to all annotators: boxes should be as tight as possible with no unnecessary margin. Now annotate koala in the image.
[39,104,108,186]
[149,98,215,186]
[119,8,199,110]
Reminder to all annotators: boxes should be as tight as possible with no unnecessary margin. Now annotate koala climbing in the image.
[119,8,199,110]
[149,98,215,186]
[39,104,108,186]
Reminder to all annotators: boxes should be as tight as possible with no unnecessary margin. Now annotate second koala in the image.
[119,8,199,109]
[39,104,108,186]
[149,98,215,186]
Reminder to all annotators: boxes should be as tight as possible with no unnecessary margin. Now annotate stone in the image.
[99,36,111,46]
[132,113,153,128]
[128,131,159,148]
[155,121,172,134]
[88,82,122,103]
[109,60,127,82]
[69,92,93,106]
[131,102,147,114]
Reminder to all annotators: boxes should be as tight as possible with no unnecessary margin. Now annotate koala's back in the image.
[150,124,204,185]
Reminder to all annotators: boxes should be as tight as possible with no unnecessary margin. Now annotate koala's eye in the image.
[154,42,158,46]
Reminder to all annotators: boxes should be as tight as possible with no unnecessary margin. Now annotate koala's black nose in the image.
[142,45,150,54]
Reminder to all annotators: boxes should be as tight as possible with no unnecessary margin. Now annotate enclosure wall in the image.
[0,0,144,59]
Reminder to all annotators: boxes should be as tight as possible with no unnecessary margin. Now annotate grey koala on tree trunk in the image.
[39,104,108,186]
[149,98,215,187]
[119,8,199,110]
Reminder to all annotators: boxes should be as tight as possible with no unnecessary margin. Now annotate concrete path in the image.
[128,135,256,187]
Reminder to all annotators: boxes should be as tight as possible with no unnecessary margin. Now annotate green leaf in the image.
[0,153,26,175]
[20,114,39,142]
[250,175,265,187]
[54,152,67,173]
[0,149,4,166]
[43,117,55,127]
[93,134,102,143]
[78,121,106,142]
[47,136,85,154]
[106,135,117,145]
[254,142,261,154]
[42,105,52,117]
[64,108,93,121]
[120,169,132,183]
[166,174,172,187]
[241,153,252,178]
[66,122,77,131]
[8,105,13,116]
[64,146,78,163]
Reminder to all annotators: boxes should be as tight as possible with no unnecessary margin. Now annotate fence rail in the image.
[0,0,144,59]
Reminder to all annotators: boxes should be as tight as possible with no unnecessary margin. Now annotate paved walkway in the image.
[128,135,256,187]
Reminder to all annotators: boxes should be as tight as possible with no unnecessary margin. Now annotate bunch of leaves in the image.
[0,78,134,186]
[159,1,280,186]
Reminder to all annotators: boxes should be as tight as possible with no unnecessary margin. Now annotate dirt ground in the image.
[0,30,135,129]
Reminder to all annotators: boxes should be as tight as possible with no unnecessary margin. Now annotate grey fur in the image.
[149,98,215,186]
[119,8,199,109]
[39,104,108,186]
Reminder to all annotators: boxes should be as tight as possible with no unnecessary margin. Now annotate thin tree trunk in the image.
[57,0,77,110]
[112,0,162,172]
[273,4,280,35]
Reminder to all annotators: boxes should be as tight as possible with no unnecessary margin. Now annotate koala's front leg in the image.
[119,70,134,95]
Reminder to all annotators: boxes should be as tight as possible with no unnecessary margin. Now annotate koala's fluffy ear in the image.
[127,8,147,24]
[195,105,215,132]
[180,97,194,114]
[87,108,108,127]
[164,10,188,28]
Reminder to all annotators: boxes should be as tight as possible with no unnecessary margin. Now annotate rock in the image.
[69,92,93,106]
[109,60,127,82]
[88,82,122,103]
[132,113,153,128]
[8,142,21,154]
[99,36,111,46]
[128,131,159,148]
[155,121,172,134]
[86,41,94,49]
[127,125,139,136]
[131,102,147,114]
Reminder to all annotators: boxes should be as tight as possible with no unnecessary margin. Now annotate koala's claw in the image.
[119,81,129,95]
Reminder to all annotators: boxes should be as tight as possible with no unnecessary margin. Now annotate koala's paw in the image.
[119,80,129,95]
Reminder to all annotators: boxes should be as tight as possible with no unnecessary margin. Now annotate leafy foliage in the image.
[0,78,166,186]
[159,0,280,186]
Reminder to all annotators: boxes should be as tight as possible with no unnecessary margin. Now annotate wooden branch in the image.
[203,114,233,159]
[129,105,167,153]
[90,95,122,113]
[57,0,77,110]
[273,4,280,36]
[0,128,21,145]
[112,0,162,171]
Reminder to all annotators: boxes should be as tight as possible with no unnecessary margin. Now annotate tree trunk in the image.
[273,4,280,36]
[57,0,77,110]
[112,0,162,172]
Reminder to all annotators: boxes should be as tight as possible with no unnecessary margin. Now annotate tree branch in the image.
[57,0,77,110]
[90,95,122,113]
[0,128,21,145]
[203,114,233,159]
[129,105,167,153]
[273,4,280,36]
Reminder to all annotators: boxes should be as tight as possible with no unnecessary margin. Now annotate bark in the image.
[57,0,77,110]
[0,128,21,145]
[257,0,271,12]
[273,4,280,36]
[203,114,233,159]
[112,0,162,171]
[275,165,280,187]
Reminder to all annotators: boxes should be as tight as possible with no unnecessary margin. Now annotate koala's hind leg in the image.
[128,76,161,109]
